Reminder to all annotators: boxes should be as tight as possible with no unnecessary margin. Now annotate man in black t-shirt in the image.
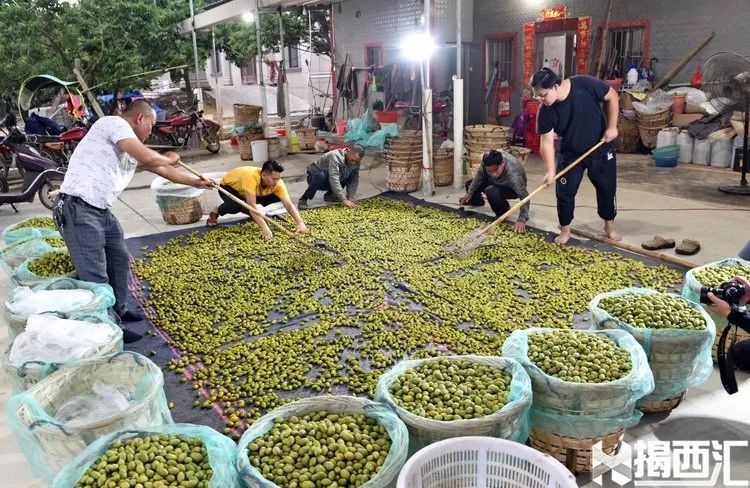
[531,67,621,245]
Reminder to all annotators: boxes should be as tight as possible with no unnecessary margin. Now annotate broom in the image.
[446,140,606,257]
[176,161,342,259]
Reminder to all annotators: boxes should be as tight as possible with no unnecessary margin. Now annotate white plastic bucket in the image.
[693,138,711,166]
[677,130,694,163]
[397,436,577,488]
[710,138,734,168]
[656,127,679,148]
[251,140,269,163]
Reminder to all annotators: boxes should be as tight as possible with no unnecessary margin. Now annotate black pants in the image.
[464,180,519,216]
[556,149,617,226]
[217,185,280,216]
[734,339,750,372]
[300,170,357,201]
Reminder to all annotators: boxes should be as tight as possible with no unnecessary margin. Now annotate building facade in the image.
[331,0,750,124]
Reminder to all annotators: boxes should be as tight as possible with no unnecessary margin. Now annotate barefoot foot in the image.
[554,228,571,245]
[604,221,621,241]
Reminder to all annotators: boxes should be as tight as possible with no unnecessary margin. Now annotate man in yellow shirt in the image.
[206,160,308,240]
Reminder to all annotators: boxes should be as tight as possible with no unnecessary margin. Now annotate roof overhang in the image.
[177,0,332,33]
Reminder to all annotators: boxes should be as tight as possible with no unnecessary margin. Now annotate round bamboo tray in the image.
[528,428,624,474]
[433,150,454,187]
[233,104,261,127]
[387,159,421,193]
[296,127,318,150]
[639,391,686,413]
[238,132,265,160]
[161,196,204,225]
[465,124,511,135]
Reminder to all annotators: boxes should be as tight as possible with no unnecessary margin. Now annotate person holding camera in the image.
[706,276,750,372]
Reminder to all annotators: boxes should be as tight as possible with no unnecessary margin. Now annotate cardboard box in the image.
[672,114,702,128]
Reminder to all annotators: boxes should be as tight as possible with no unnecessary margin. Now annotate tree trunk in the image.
[182,68,195,107]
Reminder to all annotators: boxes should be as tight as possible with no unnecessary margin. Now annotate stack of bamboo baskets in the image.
[384,130,422,193]
[234,104,263,160]
[464,125,511,178]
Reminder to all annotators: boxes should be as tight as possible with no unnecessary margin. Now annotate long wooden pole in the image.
[653,32,715,90]
[570,228,697,269]
[479,140,606,236]
[596,0,616,78]
[73,59,104,119]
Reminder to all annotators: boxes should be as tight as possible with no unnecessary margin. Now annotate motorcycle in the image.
[395,89,453,138]
[0,114,66,211]
[146,101,220,154]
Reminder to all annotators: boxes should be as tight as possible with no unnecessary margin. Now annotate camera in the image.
[699,281,747,305]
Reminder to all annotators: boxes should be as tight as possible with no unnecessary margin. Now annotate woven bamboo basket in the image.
[433,150,454,187]
[615,115,640,153]
[233,104,261,127]
[508,146,532,164]
[238,131,265,160]
[387,158,421,192]
[465,124,512,136]
[161,196,204,225]
[3,318,124,393]
[639,391,687,413]
[637,108,672,149]
[467,154,483,179]
[7,352,171,478]
[528,428,624,474]
[296,127,318,150]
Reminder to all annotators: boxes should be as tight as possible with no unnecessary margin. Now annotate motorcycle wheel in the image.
[204,131,220,154]
[38,178,63,210]
[0,174,8,193]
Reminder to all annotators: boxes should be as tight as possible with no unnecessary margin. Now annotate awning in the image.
[178,0,331,33]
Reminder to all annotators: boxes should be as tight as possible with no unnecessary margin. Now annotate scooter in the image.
[0,116,66,211]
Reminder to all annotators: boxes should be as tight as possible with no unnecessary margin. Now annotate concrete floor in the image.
[1,143,749,487]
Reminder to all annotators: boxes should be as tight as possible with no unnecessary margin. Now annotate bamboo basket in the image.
[3,321,124,393]
[508,146,532,164]
[528,428,624,474]
[233,104,261,127]
[636,108,672,149]
[467,154,483,179]
[433,149,454,187]
[639,391,686,413]
[161,196,204,225]
[615,115,640,153]
[6,352,171,480]
[238,132,265,160]
[296,127,318,150]
[387,159,421,192]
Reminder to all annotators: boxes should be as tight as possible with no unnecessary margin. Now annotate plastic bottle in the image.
[692,138,711,166]
[656,127,679,148]
[677,130,694,163]
[627,68,639,86]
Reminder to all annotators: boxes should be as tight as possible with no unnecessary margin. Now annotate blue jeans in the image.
[54,194,130,314]
[300,170,356,201]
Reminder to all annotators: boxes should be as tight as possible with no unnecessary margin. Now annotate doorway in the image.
[535,31,577,78]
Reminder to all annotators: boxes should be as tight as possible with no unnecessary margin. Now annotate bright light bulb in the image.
[401,32,436,61]
[242,12,254,23]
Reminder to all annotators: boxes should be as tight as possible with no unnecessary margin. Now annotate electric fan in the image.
[702,52,750,194]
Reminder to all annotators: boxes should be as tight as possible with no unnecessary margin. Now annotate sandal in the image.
[641,235,675,251]
[675,239,701,255]
[206,211,219,227]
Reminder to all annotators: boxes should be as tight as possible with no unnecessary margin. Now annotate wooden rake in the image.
[177,161,342,260]
[446,140,607,257]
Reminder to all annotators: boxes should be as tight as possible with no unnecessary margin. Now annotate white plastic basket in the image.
[397,436,577,488]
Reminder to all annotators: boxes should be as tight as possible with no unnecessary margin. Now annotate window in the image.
[240,60,256,85]
[287,45,300,70]
[603,26,645,77]
[484,34,516,87]
[365,43,383,67]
